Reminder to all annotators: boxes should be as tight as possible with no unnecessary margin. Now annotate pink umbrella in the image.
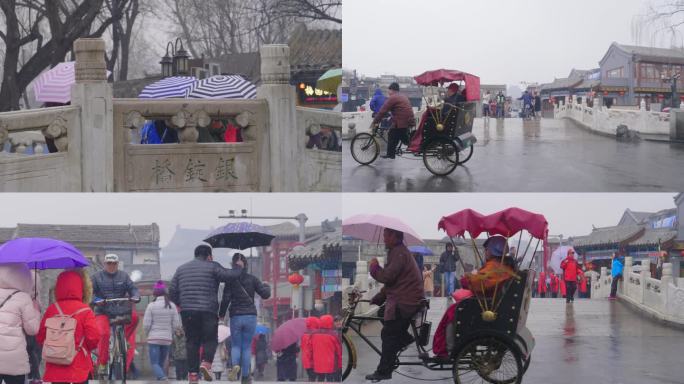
[33,61,110,104]
[271,317,307,352]
[343,213,424,246]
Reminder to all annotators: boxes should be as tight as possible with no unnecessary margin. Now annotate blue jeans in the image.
[148,344,169,380]
[230,315,257,379]
[444,271,455,296]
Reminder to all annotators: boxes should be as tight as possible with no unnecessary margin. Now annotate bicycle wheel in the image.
[423,137,459,176]
[341,332,357,381]
[117,326,128,382]
[350,133,379,165]
[453,337,523,384]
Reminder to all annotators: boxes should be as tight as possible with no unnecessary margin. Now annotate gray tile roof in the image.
[540,77,583,91]
[616,43,684,62]
[289,227,341,259]
[112,76,163,98]
[288,24,341,71]
[629,228,676,246]
[571,225,644,247]
[0,228,15,242]
[13,223,160,245]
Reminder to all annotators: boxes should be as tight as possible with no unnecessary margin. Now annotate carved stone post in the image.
[71,38,113,192]
[640,259,650,303]
[662,262,673,286]
[600,266,608,297]
[624,256,633,297]
[257,45,300,192]
[355,259,369,312]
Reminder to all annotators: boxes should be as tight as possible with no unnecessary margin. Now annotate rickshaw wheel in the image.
[459,144,474,164]
[423,137,459,176]
[452,337,523,384]
[523,354,531,374]
[351,132,379,165]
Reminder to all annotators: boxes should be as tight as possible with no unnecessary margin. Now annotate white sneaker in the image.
[228,365,241,381]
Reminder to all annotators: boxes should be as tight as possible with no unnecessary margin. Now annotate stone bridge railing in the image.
[0,105,83,191]
[114,99,268,192]
[297,107,341,192]
[0,39,340,192]
[555,97,670,137]
[591,257,684,326]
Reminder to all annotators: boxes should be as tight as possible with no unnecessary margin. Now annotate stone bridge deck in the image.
[345,298,684,383]
[342,117,684,192]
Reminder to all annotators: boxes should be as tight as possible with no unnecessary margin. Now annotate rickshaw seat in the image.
[446,270,531,355]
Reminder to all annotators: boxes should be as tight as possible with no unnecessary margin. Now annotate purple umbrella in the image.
[0,237,89,269]
[204,222,275,250]
[271,317,307,352]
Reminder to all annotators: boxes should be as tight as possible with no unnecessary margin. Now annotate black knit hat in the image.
[389,82,400,91]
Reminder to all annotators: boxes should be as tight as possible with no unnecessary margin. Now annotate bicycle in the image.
[94,297,137,382]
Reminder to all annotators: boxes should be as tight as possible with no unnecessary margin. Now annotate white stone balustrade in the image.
[555,101,670,137]
[0,39,340,192]
[591,256,684,326]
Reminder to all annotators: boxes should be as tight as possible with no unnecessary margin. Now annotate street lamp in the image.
[159,38,190,78]
[160,42,174,78]
[174,38,190,76]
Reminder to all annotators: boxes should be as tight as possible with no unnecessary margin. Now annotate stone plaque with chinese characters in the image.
[124,143,259,192]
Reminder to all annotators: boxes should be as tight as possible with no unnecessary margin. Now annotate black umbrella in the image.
[204,222,275,249]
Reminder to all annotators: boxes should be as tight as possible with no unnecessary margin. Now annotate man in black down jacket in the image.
[169,245,243,382]
[219,253,271,382]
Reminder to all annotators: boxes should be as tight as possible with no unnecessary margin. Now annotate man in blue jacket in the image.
[609,252,625,299]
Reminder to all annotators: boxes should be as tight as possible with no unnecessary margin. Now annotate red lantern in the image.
[658,94,665,100]
[603,91,609,96]
[680,95,684,101]
[288,272,304,287]
[680,250,684,257]
[619,91,625,96]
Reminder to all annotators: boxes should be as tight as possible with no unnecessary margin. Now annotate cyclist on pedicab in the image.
[432,236,517,358]
[365,228,425,381]
[370,82,416,159]
[91,254,141,377]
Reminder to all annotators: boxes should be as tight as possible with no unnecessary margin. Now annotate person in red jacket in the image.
[549,272,559,298]
[311,314,342,382]
[301,316,320,381]
[37,270,100,384]
[537,271,547,298]
[579,274,588,298]
[560,249,584,303]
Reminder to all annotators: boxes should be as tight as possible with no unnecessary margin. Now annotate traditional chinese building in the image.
[571,208,678,272]
[288,226,342,316]
[260,218,341,326]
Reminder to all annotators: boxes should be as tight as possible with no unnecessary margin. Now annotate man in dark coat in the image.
[365,228,424,381]
[169,245,243,382]
[439,243,460,297]
[442,83,466,119]
[371,82,415,159]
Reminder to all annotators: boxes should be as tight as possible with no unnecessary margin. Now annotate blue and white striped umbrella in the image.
[138,76,197,99]
[204,222,274,249]
[186,75,257,99]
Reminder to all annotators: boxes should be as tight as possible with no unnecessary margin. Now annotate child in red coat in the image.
[37,270,100,384]
[311,315,342,382]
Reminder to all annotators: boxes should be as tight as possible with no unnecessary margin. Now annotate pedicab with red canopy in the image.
[349,69,480,176]
[341,207,548,384]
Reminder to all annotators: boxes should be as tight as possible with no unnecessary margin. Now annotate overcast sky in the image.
[0,194,340,248]
[342,193,677,240]
[343,0,664,86]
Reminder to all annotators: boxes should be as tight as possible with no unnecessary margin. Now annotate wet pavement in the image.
[342,118,684,192]
[344,298,684,383]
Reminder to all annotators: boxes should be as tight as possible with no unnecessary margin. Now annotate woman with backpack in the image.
[37,270,99,384]
[219,253,271,383]
[0,263,42,384]
[143,281,181,380]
